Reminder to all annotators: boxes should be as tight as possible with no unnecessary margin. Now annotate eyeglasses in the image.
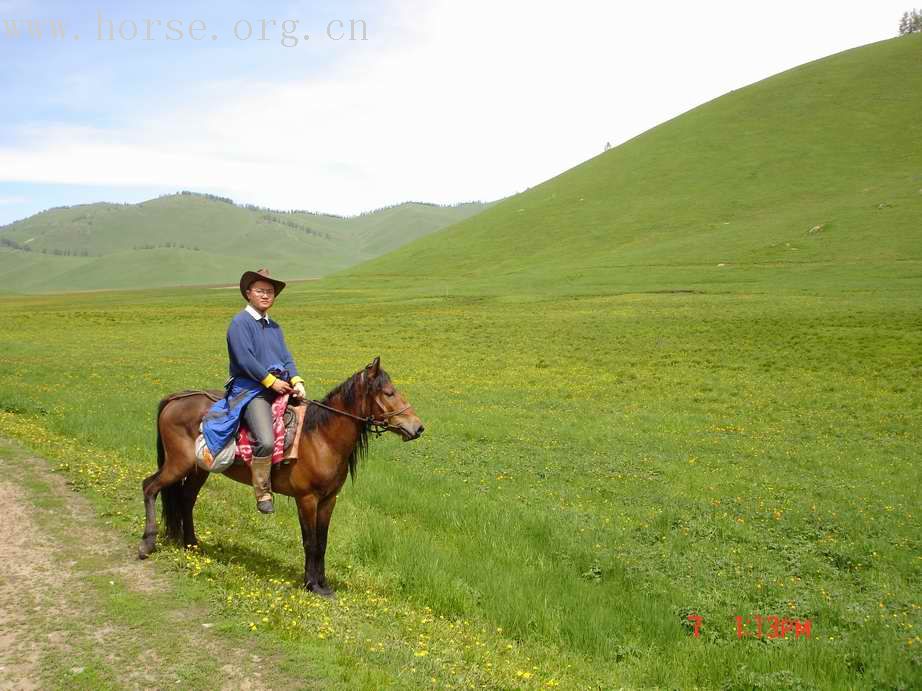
[250,288,275,296]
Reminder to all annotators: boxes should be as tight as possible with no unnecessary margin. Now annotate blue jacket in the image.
[202,375,266,456]
[201,368,287,456]
[202,308,302,455]
[226,308,300,387]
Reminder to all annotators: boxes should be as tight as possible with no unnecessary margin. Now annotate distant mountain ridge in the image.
[0,192,492,293]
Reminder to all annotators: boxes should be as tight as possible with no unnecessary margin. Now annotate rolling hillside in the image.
[0,193,490,293]
[329,35,922,295]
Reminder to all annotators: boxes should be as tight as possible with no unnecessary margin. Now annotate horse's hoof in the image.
[306,581,336,599]
[138,544,155,560]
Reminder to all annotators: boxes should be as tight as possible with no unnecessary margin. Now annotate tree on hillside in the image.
[899,9,922,34]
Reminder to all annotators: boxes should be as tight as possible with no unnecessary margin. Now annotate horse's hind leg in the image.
[138,453,196,557]
[138,471,161,559]
[180,467,209,548]
[141,394,206,558]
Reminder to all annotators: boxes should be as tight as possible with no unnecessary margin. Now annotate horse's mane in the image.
[304,368,392,480]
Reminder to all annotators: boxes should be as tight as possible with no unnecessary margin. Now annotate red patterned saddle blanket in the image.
[236,393,292,465]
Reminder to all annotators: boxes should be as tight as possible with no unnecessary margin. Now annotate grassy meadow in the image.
[0,270,919,688]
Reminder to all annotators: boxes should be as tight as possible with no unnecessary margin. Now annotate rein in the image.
[307,398,411,438]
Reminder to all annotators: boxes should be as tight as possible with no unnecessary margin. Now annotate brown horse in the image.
[138,357,424,598]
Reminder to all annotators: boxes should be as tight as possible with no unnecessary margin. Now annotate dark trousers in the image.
[242,392,275,457]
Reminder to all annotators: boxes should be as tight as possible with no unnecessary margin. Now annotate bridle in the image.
[307,399,411,437]
[306,375,412,438]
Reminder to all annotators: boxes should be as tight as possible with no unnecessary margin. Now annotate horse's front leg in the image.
[314,494,337,593]
[296,493,333,598]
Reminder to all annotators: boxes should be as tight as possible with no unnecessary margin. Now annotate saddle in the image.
[173,390,305,473]
[234,394,303,463]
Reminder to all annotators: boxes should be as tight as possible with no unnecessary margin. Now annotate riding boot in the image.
[251,455,274,514]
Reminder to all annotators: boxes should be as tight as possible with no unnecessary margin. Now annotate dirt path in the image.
[0,438,315,690]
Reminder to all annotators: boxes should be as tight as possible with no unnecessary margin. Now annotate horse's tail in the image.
[156,396,185,544]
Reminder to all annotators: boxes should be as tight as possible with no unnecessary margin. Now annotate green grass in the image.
[0,278,919,688]
[0,194,489,293]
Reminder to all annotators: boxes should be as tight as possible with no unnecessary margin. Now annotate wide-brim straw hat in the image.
[239,268,286,299]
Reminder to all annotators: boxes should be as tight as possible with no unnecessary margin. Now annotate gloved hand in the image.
[292,382,306,400]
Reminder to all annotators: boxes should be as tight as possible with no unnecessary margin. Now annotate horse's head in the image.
[363,356,424,441]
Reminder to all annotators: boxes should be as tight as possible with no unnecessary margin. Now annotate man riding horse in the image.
[202,268,306,514]
[140,280,425,594]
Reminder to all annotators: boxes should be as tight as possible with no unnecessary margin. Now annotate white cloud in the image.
[0,1,33,12]
[0,196,29,205]
[0,0,909,214]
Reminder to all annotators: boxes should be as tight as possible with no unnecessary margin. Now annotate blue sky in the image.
[1,0,386,221]
[0,0,911,225]
[2,0,373,130]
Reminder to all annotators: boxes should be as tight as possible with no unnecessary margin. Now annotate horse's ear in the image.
[366,356,381,377]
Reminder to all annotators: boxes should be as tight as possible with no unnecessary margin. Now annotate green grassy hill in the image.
[289,201,490,261]
[331,35,922,295]
[0,194,489,293]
